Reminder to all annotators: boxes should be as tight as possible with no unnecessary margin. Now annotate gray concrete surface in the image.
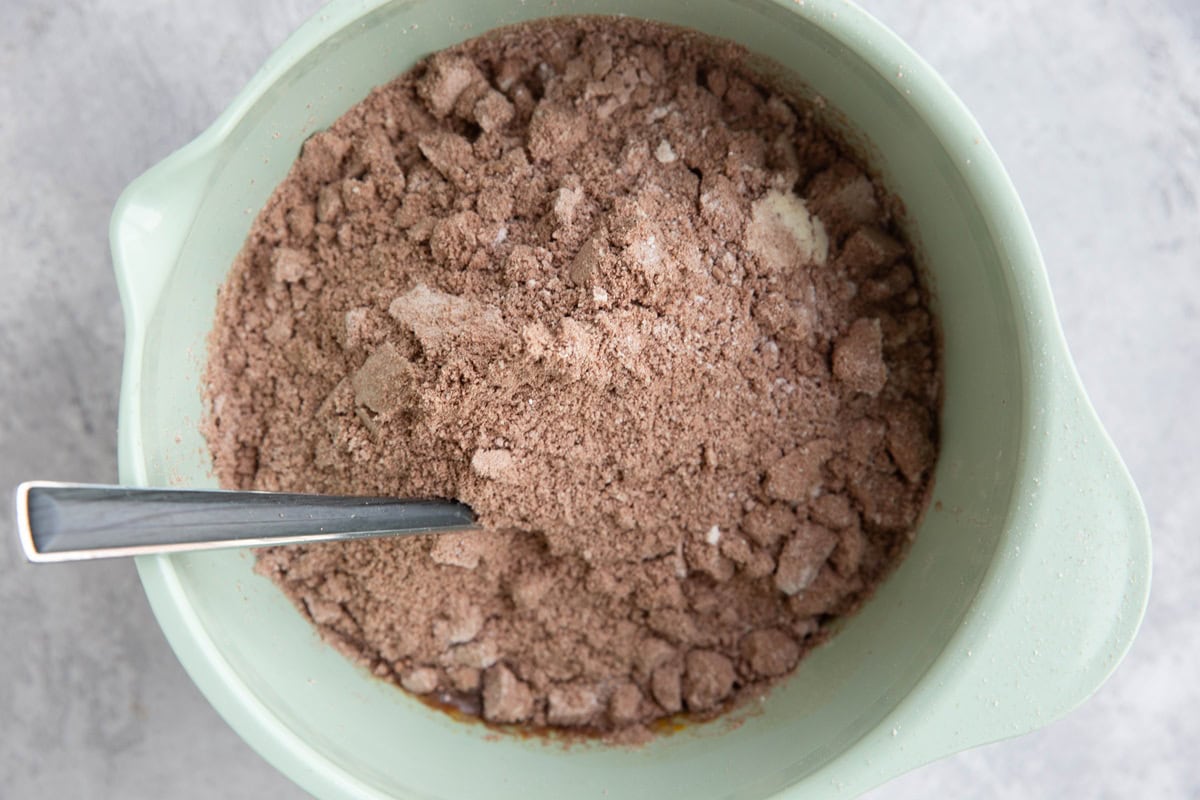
[1,0,1195,797]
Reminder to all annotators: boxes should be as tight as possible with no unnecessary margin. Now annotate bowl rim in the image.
[112,1,1152,797]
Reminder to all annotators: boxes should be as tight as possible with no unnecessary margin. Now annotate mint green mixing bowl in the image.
[110,0,1152,797]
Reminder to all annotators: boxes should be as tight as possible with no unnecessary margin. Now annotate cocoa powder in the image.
[203,17,940,738]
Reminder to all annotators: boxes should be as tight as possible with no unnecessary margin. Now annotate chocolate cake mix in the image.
[203,17,940,738]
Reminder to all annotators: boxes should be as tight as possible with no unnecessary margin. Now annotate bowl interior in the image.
[133,0,1023,797]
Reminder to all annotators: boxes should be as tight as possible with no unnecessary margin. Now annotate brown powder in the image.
[203,17,940,739]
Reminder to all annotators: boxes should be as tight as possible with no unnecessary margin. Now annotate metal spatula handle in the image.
[15,481,478,563]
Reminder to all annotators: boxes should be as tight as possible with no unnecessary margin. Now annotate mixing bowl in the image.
[110,0,1152,797]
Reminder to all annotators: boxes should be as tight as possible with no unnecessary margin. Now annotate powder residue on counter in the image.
[203,17,940,738]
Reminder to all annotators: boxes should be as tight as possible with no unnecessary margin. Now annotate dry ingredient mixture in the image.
[204,17,940,738]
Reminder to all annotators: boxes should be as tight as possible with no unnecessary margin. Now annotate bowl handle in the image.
[837,358,1152,794]
[110,143,221,335]
[111,143,221,487]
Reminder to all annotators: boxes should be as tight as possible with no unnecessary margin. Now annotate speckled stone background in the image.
[1,0,1195,797]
